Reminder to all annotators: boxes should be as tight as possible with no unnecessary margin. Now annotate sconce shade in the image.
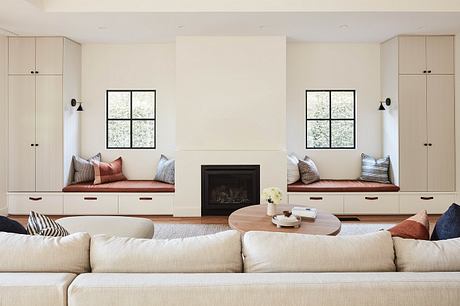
[378,102,385,111]
[77,104,84,112]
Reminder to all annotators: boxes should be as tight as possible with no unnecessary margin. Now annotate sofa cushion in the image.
[0,232,90,273]
[287,179,400,192]
[90,230,242,273]
[0,273,76,306]
[431,203,460,240]
[0,215,27,234]
[68,272,460,306]
[92,157,126,184]
[243,231,395,273]
[388,210,430,240]
[393,237,460,272]
[62,180,175,193]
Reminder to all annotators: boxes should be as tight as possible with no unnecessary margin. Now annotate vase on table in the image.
[267,202,276,216]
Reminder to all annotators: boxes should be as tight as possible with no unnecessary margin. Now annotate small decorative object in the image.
[292,207,318,220]
[262,187,282,216]
[272,213,301,228]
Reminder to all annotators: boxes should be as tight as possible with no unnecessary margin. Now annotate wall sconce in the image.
[378,98,391,111]
[71,99,84,112]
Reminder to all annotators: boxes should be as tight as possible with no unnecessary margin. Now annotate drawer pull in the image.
[309,197,323,200]
[84,197,98,201]
[365,196,379,201]
[421,196,434,201]
[139,197,153,201]
[29,197,42,201]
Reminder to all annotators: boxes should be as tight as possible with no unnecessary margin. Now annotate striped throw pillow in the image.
[72,153,101,183]
[359,153,391,184]
[27,211,69,237]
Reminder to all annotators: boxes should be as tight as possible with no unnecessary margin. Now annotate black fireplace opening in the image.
[201,165,260,216]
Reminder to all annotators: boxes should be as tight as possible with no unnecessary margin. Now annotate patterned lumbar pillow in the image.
[27,211,69,237]
[92,157,127,185]
[431,203,460,241]
[72,153,101,183]
[298,156,320,185]
[0,216,27,234]
[388,210,430,240]
[287,154,300,184]
[154,154,175,184]
[359,153,391,183]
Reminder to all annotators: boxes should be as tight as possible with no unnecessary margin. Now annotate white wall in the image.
[455,34,460,199]
[175,36,286,216]
[0,35,7,215]
[287,43,381,179]
[81,44,175,179]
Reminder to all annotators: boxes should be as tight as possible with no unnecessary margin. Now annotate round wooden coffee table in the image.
[228,204,341,235]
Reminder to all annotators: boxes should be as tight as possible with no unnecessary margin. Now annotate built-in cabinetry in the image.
[381,35,455,193]
[8,37,81,192]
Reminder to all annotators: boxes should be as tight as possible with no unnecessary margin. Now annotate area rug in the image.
[153,223,396,239]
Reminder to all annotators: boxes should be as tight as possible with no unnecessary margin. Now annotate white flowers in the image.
[262,187,282,205]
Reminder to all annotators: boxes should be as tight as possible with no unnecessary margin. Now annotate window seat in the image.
[62,180,175,193]
[288,180,400,193]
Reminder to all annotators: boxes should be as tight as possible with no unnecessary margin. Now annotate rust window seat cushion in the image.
[62,180,175,193]
[288,180,400,193]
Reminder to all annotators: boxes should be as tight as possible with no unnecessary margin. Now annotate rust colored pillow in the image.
[388,210,430,240]
[92,157,126,185]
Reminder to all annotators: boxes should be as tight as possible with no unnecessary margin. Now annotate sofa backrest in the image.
[243,230,396,273]
[0,232,90,273]
[90,230,243,273]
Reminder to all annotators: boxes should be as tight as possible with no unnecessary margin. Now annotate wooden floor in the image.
[9,214,440,227]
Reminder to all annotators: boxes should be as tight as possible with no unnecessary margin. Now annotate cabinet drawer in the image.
[288,194,343,214]
[119,194,174,215]
[344,194,399,214]
[63,194,118,215]
[8,194,63,215]
[400,194,455,214]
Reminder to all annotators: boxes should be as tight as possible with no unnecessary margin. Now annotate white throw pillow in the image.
[91,230,242,273]
[287,154,300,184]
[0,232,90,273]
[393,237,460,272]
[243,231,395,273]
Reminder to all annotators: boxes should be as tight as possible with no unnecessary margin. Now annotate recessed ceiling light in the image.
[177,25,184,29]
[97,26,108,30]
[339,24,349,30]
[416,26,425,30]
[258,25,265,30]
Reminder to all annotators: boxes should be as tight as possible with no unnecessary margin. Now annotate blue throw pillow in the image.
[0,216,27,234]
[431,203,460,241]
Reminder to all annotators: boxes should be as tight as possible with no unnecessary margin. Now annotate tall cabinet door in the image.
[427,75,455,191]
[35,76,63,191]
[8,76,36,191]
[399,75,428,191]
[8,37,35,75]
[398,36,426,75]
[35,37,63,75]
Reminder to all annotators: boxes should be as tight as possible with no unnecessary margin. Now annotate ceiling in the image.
[1,0,460,43]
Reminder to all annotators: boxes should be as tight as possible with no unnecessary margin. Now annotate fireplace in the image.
[201,165,260,216]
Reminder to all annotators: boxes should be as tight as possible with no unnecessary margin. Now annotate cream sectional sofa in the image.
[1,230,460,306]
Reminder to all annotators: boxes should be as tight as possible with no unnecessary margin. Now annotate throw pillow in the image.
[298,156,320,185]
[388,210,430,240]
[0,216,27,234]
[431,203,460,241]
[359,153,391,183]
[92,157,127,185]
[27,211,69,237]
[154,154,175,184]
[287,154,300,184]
[72,153,101,183]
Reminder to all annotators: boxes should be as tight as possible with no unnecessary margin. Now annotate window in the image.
[306,90,355,149]
[106,90,156,149]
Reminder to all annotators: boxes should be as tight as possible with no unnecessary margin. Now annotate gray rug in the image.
[153,223,396,239]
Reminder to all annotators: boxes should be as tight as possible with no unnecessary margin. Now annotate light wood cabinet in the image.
[8,37,80,194]
[382,35,455,193]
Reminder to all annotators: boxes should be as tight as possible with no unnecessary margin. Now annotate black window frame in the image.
[305,89,356,149]
[106,89,157,150]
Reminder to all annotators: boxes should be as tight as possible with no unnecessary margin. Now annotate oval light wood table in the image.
[228,204,341,235]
